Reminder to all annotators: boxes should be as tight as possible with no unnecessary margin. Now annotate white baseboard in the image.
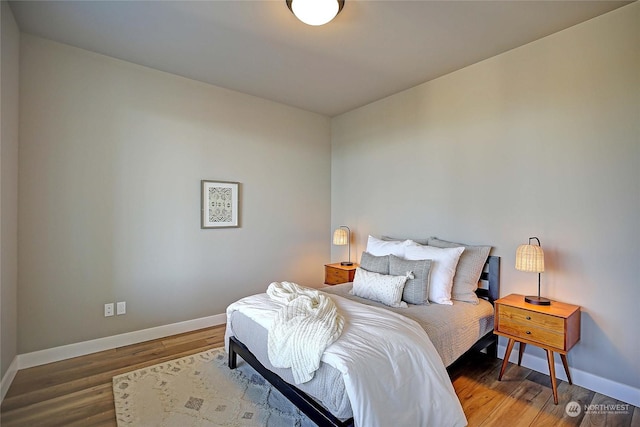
[498,343,640,407]
[1,356,19,402]
[17,313,227,371]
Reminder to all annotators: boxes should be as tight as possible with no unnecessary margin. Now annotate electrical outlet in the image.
[104,303,114,317]
[116,301,126,315]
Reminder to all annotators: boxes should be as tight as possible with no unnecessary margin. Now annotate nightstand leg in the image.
[498,338,516,380]
[546,349,559,404]
[518,342,526,366]
[560,354,573,385]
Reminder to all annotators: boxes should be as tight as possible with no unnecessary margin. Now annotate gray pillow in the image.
[427,237,491,304]
[389,255,431,305]
[359,251,389,274]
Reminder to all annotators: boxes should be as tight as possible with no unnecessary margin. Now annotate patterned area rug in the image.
[113,347,316,426]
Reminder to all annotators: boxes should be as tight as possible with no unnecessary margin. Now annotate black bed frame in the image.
[228,255,501,427]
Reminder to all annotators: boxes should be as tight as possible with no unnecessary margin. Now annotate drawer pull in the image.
[526,316,531,320]
[526,331,531,335]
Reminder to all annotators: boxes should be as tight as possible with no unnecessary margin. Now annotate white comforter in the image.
[265,282,344,384]
[225,292,467,427]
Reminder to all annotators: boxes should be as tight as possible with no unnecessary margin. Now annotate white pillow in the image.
[351,268,409,308]
[404,245,465,305]
[366,235,413,257]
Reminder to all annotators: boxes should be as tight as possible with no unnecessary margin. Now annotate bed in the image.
[226,238,500,427]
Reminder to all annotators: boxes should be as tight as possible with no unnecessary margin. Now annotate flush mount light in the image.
[286,0,345,26]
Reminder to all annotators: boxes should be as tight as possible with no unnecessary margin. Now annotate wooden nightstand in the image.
[494,293,580,404]
[324,263,359,285]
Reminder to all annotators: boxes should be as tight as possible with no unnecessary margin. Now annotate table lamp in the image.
[516,237,550,305]
[333,226,353,266]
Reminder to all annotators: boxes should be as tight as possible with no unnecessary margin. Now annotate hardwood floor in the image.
[1,325,638,426]
[448,352,639,427]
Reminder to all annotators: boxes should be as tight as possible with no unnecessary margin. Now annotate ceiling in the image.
[8,0,632,117]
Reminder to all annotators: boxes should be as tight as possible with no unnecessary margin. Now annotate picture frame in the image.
[201,180,240,228]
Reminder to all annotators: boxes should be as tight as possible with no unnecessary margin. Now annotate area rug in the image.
[113,347,316,426]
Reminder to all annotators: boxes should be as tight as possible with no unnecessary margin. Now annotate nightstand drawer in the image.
[325,268,350,285]
[497,320,565,348]
[499,305,564,332]
[324,263,358,285]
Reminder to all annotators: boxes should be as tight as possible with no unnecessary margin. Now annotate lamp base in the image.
[524,295,551,305]
[340,262,353,266]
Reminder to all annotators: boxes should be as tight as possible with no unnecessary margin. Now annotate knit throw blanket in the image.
[266,282,344,384]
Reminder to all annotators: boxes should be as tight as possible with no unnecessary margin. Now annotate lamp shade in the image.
[333,228,348,245]
[286,0,344,26]
[515,244,545,273]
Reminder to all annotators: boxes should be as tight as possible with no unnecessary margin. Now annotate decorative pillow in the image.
[389,255,431,305]
[366,235,412,257]
[351,268,409,308]
[359,251,390,274]
[382,236,430,246]
[428,237,491,305]
[404,245,465,305]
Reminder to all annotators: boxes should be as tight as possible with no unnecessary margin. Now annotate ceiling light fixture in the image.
[286,0,345,26]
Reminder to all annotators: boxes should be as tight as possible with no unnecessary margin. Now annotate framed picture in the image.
[201,180,240,228]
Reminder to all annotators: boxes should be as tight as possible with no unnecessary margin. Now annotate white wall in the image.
[1,0,20,381]
[332,3,639,402]
[18,35,331,354]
